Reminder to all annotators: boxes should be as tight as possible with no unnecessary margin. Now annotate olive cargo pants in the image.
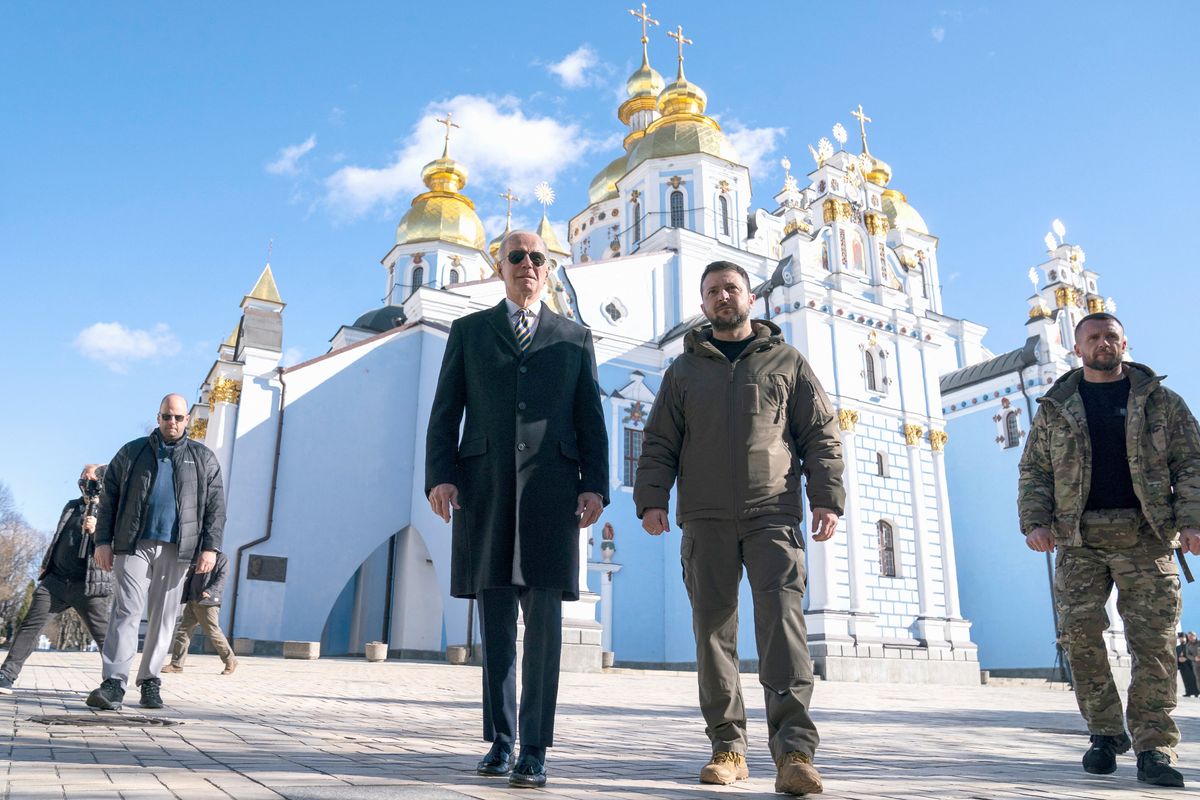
[681,516,817,763]
[1055,511,1181,754]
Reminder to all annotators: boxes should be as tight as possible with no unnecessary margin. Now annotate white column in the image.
[563,528,600,624]
[904,428,932,619]
[841,426,865,614]
[587,562,623,653]
[929,438,961,618]
[207,375,241,494]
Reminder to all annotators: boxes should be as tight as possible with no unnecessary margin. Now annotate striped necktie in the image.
[514,309,533,351]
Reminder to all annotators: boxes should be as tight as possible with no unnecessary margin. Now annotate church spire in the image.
[851,103,893,187]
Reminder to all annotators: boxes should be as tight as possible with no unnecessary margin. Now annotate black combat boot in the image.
[85,678,125,711]
[1137,750,1185,787]
[1082,733,1130,774]
[138,677,163,709]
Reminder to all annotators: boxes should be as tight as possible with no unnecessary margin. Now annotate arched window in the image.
[877,521,897,577]
[411,266,424,292]
[1005,411,1021,449]
[865,351,878,392]
[718,194,730,235]
[670,190,685,228]
[632,200,641,242]
[448,268,461,285]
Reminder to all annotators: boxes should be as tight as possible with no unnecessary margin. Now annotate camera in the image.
[82,478,101,497]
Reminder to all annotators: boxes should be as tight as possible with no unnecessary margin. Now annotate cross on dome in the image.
[435,112,460,157]
[851,103,873,154]
[667,24,693,64]
[629,3,658,43]
[499,188,520,221]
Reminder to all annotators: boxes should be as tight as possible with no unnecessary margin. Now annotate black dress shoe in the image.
[476,748,513,776]
[509,754,547,789]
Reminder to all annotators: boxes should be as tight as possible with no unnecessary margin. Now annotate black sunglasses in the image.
[506,249,547,267]
[159,414,187,423]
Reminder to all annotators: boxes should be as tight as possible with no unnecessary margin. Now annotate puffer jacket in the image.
[96,429,226,562]
[39,499,113,598]
[1018,362,1200,547]
[635,320,845,524]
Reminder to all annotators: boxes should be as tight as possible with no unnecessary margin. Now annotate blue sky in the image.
[3,3,1198,552]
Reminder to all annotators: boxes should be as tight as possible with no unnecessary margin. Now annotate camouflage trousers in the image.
[1054,544,1181,754]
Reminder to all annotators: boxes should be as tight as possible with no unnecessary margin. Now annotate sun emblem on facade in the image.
[623,401,647,426]
[534,181,556,207]
[832,123,848,148]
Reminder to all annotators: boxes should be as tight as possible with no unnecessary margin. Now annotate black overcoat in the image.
[425,300,609,600]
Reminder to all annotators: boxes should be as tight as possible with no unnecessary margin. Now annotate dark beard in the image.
[1083,352,1122,373]
[708,308,748,332]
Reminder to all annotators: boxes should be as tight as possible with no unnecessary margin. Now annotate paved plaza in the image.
[2,652,1199,799]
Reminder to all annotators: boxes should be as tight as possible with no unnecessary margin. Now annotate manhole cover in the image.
[28,714,181,727]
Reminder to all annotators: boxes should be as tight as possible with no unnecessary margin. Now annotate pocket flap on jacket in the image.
[560,440,581,461]
[458,437,488,459]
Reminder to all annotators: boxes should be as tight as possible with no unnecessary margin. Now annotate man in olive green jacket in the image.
[635,260,844,796]
[1019,312,1200,788]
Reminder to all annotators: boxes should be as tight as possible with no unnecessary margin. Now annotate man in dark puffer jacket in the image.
[86,393,225,711]
[0,464,113,694]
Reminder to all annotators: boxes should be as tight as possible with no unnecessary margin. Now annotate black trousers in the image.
[1,580,110,681]
[477,586,562,749]
[1179,659,1199,697]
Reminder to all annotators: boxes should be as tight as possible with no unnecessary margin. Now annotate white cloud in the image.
[931,26,946,43]
[74,322,181,373]
[325,95,600,219]
[547,45,599,89]
[724,122,787,183]
[266,135,317,175]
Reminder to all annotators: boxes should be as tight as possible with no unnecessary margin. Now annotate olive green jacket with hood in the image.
[1017,361,1200,548]
[634,320,846,525]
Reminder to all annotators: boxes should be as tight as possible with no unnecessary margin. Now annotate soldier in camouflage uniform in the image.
[1019,312,1200,788]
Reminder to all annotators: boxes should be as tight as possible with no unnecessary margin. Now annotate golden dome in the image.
[588,153,629,205]
[537,210,569,256]
[395,149,486,251]
[657,75,707,117]
[626,50,665,100]
[630,117,739,169]
[881,188,928,235]
[864,154,893,187]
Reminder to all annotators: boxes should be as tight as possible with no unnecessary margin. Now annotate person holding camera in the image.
[86,393,225,711]
[0,464,113,694]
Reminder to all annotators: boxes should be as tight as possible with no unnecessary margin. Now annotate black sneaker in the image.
[86,678,125,711]
[0,674,13,695]
[1082,733,1131,774]
[139,677,163,709]
[1138,750,1185,787]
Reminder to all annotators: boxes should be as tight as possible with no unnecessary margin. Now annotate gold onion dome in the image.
[537,210,569,256]
[864,153,893,187]
[588,152,630,205]
[394,147,486,251]
[625,51,665,101]
[881,188,929,235]
[630,60,739,169]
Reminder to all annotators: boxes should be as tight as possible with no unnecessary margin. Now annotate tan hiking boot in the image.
[700,751,748,785]
[221,657,238,675]
[775,751,822,795]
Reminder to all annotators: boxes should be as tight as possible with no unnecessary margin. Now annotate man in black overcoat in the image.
[426,230,609,789]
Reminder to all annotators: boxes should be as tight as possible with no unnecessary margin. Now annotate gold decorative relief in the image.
[209,377,242,407]
[838,408,859,432]
[188,418,208,441]
[904,424,924,446]
[929,430,948,452]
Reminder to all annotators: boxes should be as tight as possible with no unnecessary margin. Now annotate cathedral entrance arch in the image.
[320,525,443,658]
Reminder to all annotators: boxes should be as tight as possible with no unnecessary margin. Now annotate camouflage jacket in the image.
[1017,362,1200,547]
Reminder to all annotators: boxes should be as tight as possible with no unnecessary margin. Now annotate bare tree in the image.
[0,482,47,642]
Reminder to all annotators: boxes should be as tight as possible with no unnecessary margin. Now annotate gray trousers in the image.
[170,602,234,666]
[1,580,110,681]
[681,516,818,763]
[101,540,191,687]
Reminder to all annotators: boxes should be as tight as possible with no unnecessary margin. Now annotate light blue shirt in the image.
[504,298,544,342]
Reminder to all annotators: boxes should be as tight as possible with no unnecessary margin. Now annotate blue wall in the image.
[945,405,1058,669]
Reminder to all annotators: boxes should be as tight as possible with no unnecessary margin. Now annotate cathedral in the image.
[181,12,1121,682]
